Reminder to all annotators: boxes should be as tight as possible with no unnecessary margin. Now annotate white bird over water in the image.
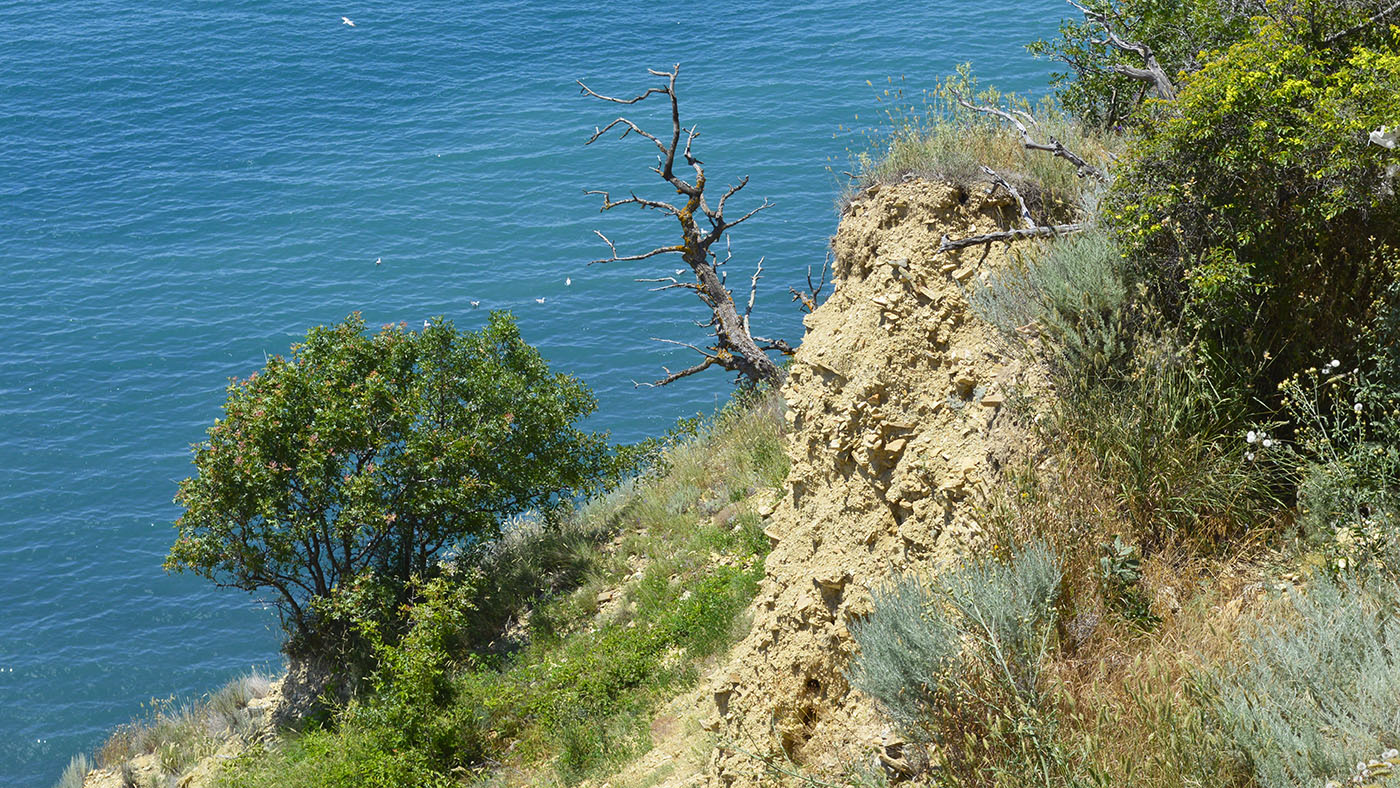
[374,257,382,265]
[341,16,356,26]
[565,277,572,286]
[470,300,481,308]
[535,297,547,304]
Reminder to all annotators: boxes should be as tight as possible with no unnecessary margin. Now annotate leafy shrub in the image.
[850,543,1064,784]
[166,312,618,658]
[972,226,1135,388]
[1110,18,1400,390]
[1209,575,1400,788]
[1099,535,1159,626]
[1281,355,1400,575]
[1028,0,1253,128]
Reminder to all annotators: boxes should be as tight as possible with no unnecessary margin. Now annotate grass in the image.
[219,392,788,788]
[81,669,273,784]
[837,68,1119,218]
[53,754,90,788]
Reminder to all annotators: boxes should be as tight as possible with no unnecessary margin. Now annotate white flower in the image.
[1262,438,1274,448]
[1354,402,1363,414]
[1330,359,1341,369]
[1246,451,1255,461]
[1247,430,1258,444]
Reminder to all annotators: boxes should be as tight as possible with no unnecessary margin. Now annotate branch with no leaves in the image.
[937,223,1085,254]
[980,165,1035,229]
[789,250,831,313]
[1068,0,1177,100]
[955,93,1108,182]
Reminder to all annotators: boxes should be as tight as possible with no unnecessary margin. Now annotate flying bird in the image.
[535,297,547,304]
[374,257,381,265]
[565,277,572,286]
[470,300,481,308]
[341,16,356,26]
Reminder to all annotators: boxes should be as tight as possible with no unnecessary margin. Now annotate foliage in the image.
[1110,17,1400,389]
[52,754,90,788]
[972,226,1136,388]
[1208,575,1400,788]
[1099,535,1160,626]
[166,312,617,655]
[850,543,1065,785]
[1283,357,1400,574]
[93,670,273,782]
[217,395,786,788]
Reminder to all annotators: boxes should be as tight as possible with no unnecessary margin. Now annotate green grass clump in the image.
[91,669,273,781]
[218,393,786,788]
[51,754,90,788]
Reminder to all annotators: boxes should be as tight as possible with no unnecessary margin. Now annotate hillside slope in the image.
[706,179,1048,785]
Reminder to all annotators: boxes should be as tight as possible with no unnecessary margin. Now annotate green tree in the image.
[166,312,616,655]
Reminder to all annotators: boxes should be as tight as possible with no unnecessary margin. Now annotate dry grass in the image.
[837,69,1120,219]
[94,669,273,778]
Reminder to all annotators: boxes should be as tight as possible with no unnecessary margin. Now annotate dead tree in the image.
[1069,0,1178,100]
[579,64,789,388]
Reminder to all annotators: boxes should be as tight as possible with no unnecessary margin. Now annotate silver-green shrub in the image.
[1211,576,1400,788]
[850,543,1062,782]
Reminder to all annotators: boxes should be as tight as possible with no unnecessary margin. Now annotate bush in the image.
[1209,575,1400,787]
[166,312,618,657]
[1110,18,1400,391]
[1028,0,1253,128]
[850,543,1064,784]
[972,225,1135,388]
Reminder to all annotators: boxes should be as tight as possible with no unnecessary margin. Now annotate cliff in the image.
[704,178,1048,785]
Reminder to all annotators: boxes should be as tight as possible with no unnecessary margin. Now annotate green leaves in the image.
[166,312,617,656]
[1112,15,1400,389]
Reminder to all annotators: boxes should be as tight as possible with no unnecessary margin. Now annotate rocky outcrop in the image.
[706,179,1048,785]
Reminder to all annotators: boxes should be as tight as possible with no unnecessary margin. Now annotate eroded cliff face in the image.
[706,179,1048,785]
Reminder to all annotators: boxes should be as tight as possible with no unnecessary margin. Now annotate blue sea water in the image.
[0,2,1064,784]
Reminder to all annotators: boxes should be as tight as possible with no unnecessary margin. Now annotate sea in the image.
[0,2,1064,784]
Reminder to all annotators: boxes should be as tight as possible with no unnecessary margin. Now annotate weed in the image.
[837,67,1118,217]
[850,542,1063,785]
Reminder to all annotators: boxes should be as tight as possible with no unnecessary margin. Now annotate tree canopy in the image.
[165,312,616,654]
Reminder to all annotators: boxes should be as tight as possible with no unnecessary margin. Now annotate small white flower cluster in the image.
[1245,429,1275,462]
[1326,748,1400,787]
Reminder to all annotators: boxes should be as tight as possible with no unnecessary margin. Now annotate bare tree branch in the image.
[955,93,1108,182]
[937,223,1085,253]
[1323,0,1400,45]
[634,356,719,388]
[581,65,788,386]
[589,230,683,265]
[789,250,831,313]
[980,165,1035,229]
[744,257,764,331]
[1068,0,1177,99]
